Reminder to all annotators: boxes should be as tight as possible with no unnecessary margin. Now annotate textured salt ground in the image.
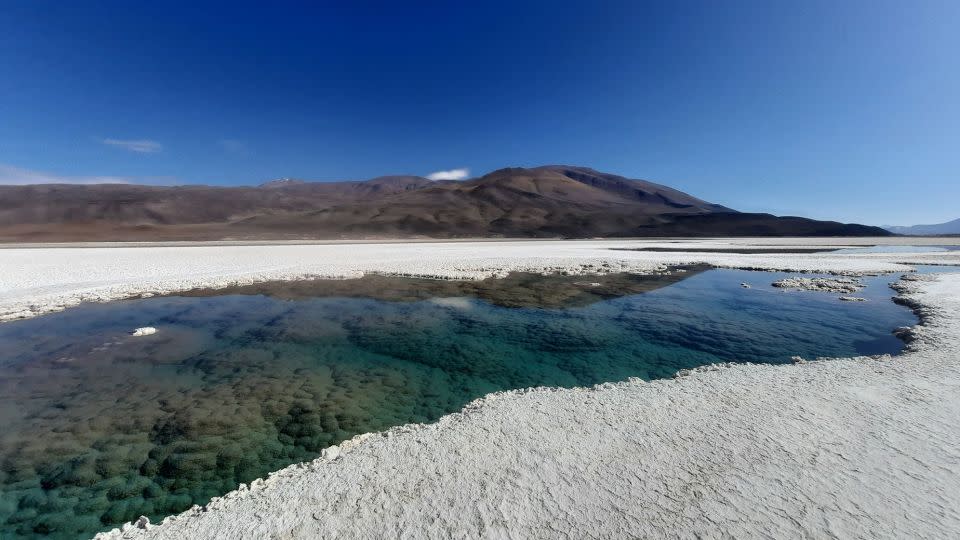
[3,238,960,322]
[92,272,960,539]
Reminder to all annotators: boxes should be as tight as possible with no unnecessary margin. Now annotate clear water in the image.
[913,264,960,274]
[0,269,917,539]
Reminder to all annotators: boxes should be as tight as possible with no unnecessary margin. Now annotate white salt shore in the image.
[1,238,959,322]
[1,238,959,538]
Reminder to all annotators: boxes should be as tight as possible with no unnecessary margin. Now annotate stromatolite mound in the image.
[131,327,157,337]
[772,277,864,294]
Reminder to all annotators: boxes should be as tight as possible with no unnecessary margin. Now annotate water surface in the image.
[0,269,917,539]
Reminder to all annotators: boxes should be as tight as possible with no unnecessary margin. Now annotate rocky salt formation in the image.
[772,276,864,293]
[130,326,157,336]
[839,296,868,302]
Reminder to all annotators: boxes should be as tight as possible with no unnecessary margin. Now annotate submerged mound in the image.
[772,277,865,293]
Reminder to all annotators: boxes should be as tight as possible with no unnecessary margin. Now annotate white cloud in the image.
[102,138,163,153]
[0,163,131,185]
[426,167,470,181]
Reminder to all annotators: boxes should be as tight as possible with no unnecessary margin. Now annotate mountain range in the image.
[0,165,889,241]
[884,218,960,236]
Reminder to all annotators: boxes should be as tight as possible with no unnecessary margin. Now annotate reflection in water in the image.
[0,269,916,539]
[173,266,709,308]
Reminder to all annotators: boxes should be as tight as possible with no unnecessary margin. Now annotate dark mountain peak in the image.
[478,166,532,179]
[535,164,606,176]
[528,165,736,213]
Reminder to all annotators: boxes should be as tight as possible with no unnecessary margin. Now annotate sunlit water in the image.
[0,269,919,539]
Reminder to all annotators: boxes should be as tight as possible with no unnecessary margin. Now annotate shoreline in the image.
[3,238,960,323]
[4,234,960,250]
[0,237,632,249]
[92,269,960,539]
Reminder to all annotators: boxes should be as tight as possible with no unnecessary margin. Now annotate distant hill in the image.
[0,165,890,241]
[884,218,960,236]
[259,178,306,188]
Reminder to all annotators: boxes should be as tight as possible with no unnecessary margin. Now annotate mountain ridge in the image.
[884,218,960,236]
[0,166,889,241]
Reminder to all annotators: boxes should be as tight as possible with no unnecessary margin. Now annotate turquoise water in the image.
[0,269,917,539]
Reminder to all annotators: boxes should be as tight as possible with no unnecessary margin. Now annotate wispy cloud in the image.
[426,167,470,181]
[219,139,246,154]
[0,164,178,185]
[0,163,132,185]
[102,138,163,154]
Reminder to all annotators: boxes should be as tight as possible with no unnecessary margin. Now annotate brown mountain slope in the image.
[534,166,734,212]
[0,176,430,227]
[0,166,888,241]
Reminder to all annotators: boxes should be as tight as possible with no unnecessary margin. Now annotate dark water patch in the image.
[853,333,907,356]
[0,269,917,539]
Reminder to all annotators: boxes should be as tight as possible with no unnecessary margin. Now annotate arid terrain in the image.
[0,166,888,241]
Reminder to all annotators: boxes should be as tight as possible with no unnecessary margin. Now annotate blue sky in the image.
[1,1,957,225]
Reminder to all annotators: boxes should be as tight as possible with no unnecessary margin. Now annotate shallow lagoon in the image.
[0,268,917,539]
